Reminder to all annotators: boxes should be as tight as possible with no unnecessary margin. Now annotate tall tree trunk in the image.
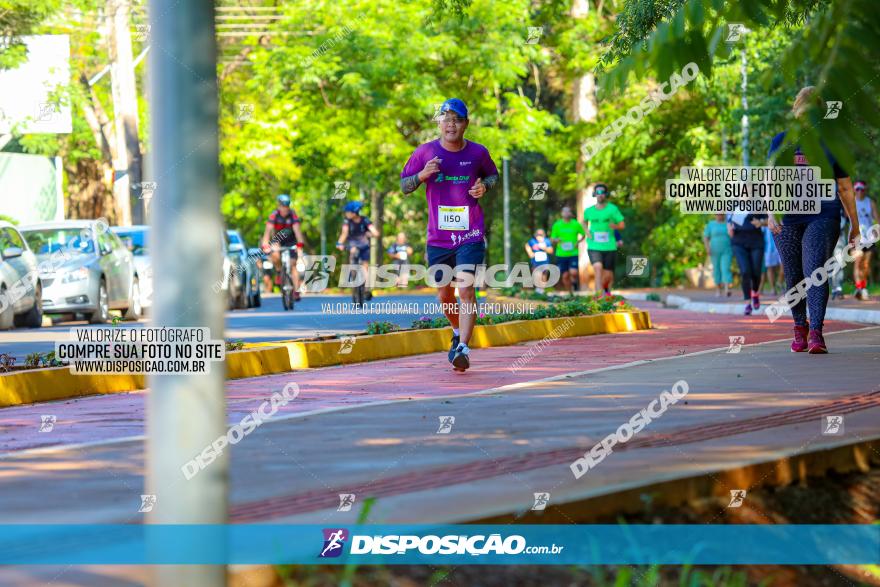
[76,73,116,221]
[572,0,599,291]
[108,0,142,226]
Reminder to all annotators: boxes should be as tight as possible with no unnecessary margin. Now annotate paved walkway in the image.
[620,288,880,324]
[0,306,876,529]
[0,305,878,586]
[0,306,863,455]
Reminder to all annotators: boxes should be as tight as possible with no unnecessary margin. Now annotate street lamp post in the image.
[146,0,228,585]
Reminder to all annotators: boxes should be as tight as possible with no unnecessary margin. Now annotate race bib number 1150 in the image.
[438,205,469,231]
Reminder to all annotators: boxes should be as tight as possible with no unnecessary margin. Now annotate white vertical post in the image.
[146,0,227,584]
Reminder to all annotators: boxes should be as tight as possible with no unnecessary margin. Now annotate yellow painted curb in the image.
[0,370,145,408]
[0,311,650,407]
[240,310,651,369]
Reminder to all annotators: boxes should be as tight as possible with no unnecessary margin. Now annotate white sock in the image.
[452,328,460,337]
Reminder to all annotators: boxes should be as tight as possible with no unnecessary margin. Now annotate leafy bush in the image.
[366,320,399,335]
[0,353,15,372]
[410,294,632,330]
[411,315,452,330]
[23,351,63,368]
[225,340,245,351]
[646,292,661,301]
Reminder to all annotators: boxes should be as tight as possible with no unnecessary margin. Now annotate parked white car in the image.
[0,221,42,329]
[20,220,140,323]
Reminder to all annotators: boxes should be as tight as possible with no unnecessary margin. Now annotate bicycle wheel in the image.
[281,269,295,311]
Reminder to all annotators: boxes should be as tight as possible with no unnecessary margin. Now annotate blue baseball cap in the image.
[439,98,468,119]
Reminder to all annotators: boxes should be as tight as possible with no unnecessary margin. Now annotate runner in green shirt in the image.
[583,183,625,295]
[550,206,585,294]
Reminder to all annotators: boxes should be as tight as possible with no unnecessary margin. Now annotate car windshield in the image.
[227,231,243,246]
[114,229,148,256]
[22,228,95,256]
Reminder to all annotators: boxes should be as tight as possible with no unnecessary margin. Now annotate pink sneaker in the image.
[808,330,827,354]
[791,326,808,352]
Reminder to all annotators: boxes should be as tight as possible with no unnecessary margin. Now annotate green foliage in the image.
[365,320,399,335]
[0,0,62,69]
[23,351,62,368]
[0,352,15,372]
[410,292,631,329]
[599,0,880,186]
[642,203,707,285]
[224,339,245,351]
[411,315,452,330]
[220,0,564,252]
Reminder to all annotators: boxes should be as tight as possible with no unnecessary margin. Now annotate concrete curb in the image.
[625,292,880,324]
[0,311,651,408]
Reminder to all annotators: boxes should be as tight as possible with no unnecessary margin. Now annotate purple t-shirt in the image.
[401,139,498,249]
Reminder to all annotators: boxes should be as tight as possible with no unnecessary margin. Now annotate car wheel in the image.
[0,285,14,330]
[123,277,142,321]
[17,283,43,328]
[88,279,110,324]
[252,289,261,308]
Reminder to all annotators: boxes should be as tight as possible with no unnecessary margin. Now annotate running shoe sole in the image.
[452,351,470,371]
[448,337,460,363]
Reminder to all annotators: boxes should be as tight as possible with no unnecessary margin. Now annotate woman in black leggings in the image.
[767,87,859,353]
[729,214,767,315]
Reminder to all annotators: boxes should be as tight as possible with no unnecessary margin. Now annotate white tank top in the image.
[856,197,873,229]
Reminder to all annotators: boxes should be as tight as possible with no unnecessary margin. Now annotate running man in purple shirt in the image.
[400,98,499,372]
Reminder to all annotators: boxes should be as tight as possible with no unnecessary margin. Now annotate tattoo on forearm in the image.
[482,174,499,191]
[401,174,421,194]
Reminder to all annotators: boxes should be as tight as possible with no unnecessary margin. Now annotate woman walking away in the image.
[761,225,782,296]
[703,213,733,297]
[729,212,767,314]
[767,86,860,353]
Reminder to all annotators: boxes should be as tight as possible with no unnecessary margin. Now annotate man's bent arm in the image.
[400,174,421,194]
[482,174,499,191]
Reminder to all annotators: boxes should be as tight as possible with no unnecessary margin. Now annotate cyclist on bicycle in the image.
[261,194,305,301]
[336,201,379,300]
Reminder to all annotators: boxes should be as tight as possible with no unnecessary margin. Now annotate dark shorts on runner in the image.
[588,249,617,269]
[348,241,370,262]
[556,255,579,273]
[426,241,485,283]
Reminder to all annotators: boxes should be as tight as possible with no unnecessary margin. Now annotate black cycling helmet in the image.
[277,194,291,206]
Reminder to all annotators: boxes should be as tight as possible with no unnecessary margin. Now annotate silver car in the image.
[111,225,153,313]
[0,221,42,329]
[226,229,261,308]
[20,220,140,323]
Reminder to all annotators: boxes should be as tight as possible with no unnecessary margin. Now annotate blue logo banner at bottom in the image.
[0,524,876,565]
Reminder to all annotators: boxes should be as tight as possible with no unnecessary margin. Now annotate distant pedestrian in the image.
[852,180,879,300]
[703,213,732,297]
[729,212,767,314]
[525,228,553,294]
[387,232,414,288]
[761,225,782,296]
